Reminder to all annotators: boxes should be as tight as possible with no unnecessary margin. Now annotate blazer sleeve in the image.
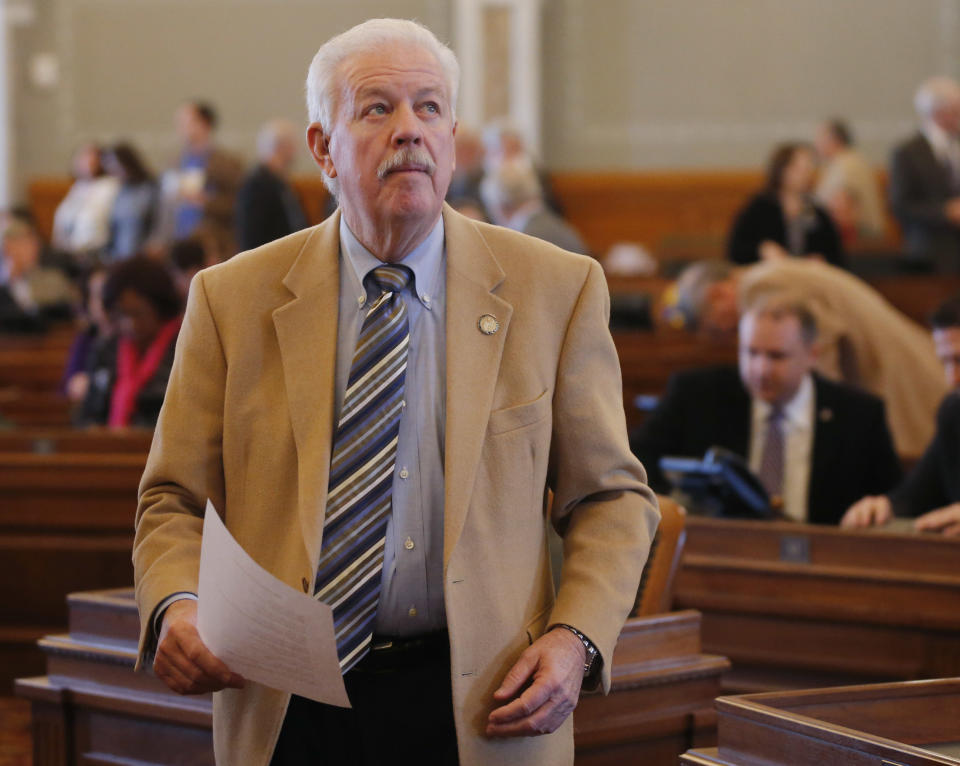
[811,206,846,268]
[132,269,227,668]
[889,145,950,227]
[727,199,766,263]
[545,259,660,694]
[862,399,903,496]
[888,395,957,516]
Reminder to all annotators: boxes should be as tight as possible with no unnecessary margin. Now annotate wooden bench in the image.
[0,448,146,692]
[0,428,153,454]
[28,169,901,262]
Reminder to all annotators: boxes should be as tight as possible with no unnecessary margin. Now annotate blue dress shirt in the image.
[151,217,448,642]
[337,215,447,636]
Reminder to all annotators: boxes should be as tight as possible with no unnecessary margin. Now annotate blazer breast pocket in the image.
[487,390,551,436]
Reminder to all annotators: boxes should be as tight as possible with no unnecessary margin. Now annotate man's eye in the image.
[422,102,439,114]
[367,104,387,116]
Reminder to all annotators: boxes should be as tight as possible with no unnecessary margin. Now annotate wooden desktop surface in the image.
[683,677,960,765]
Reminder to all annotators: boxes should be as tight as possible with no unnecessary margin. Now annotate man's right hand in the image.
[154,599,245,695]
[840,495,892,529]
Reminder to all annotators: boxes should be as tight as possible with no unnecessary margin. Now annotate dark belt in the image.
[354,630,450,673]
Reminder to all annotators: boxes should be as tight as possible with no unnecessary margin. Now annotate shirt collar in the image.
[924,120,956,161]
[505,200,544,232]
[339,215,445,309]
[755,374,814,429]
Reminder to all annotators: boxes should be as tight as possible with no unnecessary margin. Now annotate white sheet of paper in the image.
[197,501,350,707]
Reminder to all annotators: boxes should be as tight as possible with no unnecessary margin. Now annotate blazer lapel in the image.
[441,205,513,568]
[272,212,341,564]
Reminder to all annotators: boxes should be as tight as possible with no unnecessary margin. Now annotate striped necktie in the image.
[314,264,412,673]
[758,405,785,500]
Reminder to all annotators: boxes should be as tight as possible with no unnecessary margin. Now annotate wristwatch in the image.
[555,623,600,677]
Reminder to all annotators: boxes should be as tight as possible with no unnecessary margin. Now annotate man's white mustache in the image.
[377,149,436,179]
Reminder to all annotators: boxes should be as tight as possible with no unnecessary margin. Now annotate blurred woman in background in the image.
[727,142,845,267]
[104,142,158,261]
[51,142,119,263]
[78,256,182,428]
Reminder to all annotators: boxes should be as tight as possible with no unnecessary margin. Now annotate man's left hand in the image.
[486,626,586,738]
[914,503,960,536]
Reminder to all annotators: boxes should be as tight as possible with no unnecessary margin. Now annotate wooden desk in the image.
[16,589,727,766]
[0,451,145,692]
[682,677,960,765]
[674,517,960,693]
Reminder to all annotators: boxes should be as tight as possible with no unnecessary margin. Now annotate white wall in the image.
[542,0,960,169]
[6,0,960,201]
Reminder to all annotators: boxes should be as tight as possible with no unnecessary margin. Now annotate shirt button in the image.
[357,295,365,307]
[408,606,418,617]
[404,536,415,550]
[399,467,409,479]
[400,399,406,409]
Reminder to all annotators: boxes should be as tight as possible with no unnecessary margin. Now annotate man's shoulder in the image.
[462,217,595,284]
[813,373,885,415]
[891,132,930,161]
[936,389,960,425]
[200,225,320,290]
[668,365,742,397]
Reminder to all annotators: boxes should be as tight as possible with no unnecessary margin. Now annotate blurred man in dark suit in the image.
[236,120,309,251]
[889,77,960,271]
[634,296,902,524]
[843,295,960,536]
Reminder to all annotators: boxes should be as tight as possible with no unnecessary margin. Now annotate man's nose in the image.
[391,104,422,146]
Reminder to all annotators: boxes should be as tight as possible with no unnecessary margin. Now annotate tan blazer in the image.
[133,204,659,766]
[740,259,949,457]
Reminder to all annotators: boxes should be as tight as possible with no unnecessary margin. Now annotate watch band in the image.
[555,623,599,676]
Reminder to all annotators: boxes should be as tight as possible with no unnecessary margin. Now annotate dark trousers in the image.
[270,637,459,766]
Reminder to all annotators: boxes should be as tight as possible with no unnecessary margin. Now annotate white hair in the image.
[914,76,960,120]
[480,158,542,221]
[305,19,459,198]
[256,119,297,161]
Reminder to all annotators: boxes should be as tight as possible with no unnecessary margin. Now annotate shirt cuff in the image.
[152,591,198,638]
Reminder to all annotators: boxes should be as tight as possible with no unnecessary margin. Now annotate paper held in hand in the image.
[197,501,351,707]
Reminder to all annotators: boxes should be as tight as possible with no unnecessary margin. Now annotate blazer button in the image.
[301,577,310,593]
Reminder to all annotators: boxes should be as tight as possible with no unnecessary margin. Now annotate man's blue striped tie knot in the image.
[314,264,412,673]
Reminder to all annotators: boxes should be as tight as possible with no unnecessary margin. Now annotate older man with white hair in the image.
[235,119,309,250]
[480,158,588,254]
[889,76,960,270]
[133,17,657,766]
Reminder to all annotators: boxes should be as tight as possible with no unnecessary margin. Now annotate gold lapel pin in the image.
[478,314,500,335]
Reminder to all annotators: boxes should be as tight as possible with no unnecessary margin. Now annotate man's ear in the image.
[306,123,337,180]
[451,119,458,173]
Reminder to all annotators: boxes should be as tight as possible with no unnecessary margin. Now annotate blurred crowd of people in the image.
[0,100,311,428]
[5,72,960,541]
[723,76,960,272]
